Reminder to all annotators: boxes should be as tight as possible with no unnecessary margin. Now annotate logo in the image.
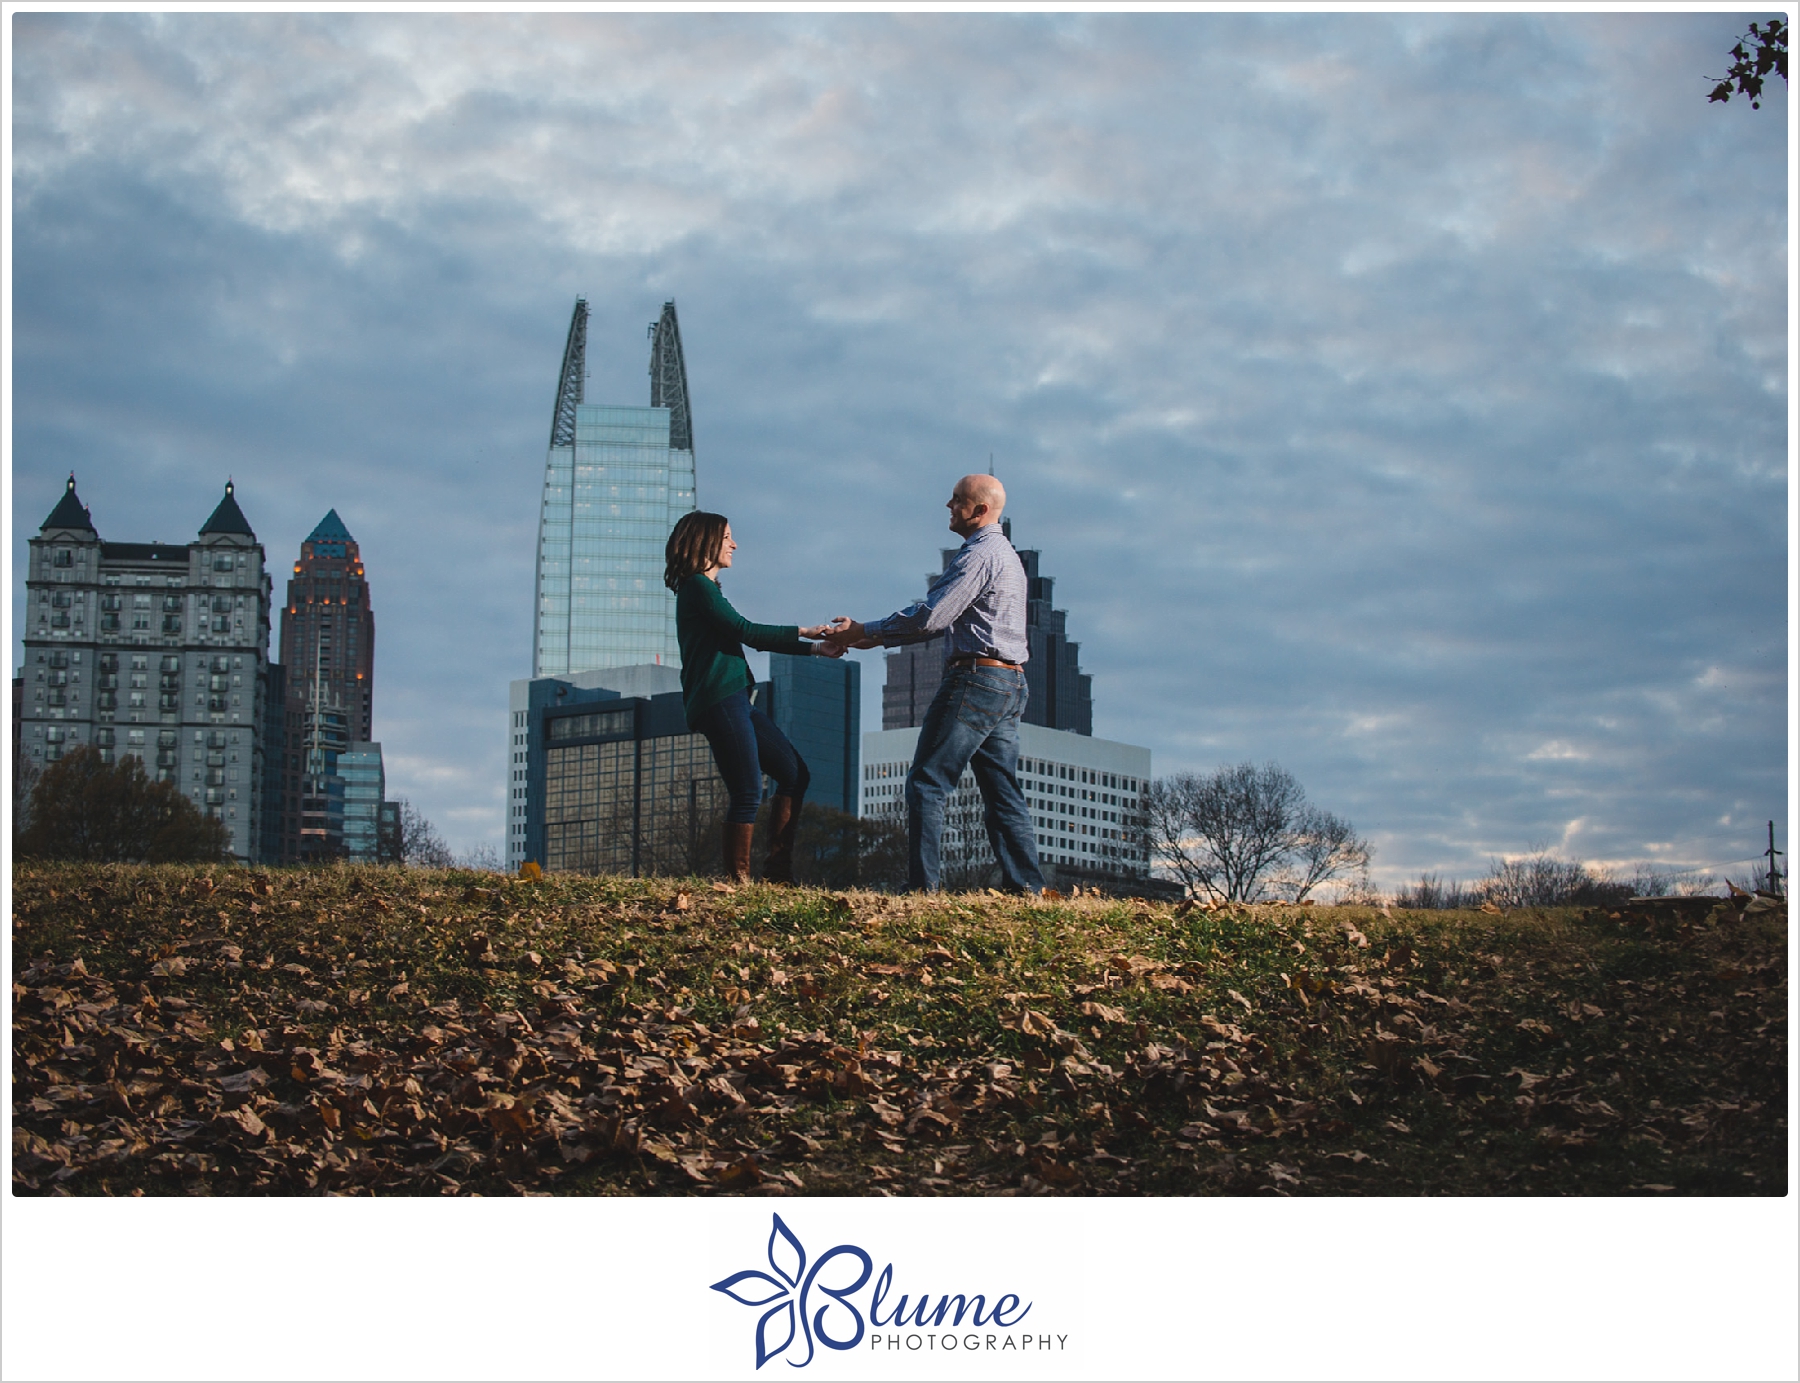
[710,1215,1049,1370]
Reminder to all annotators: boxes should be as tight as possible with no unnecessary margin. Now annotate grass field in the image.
[12,864,1788,1196]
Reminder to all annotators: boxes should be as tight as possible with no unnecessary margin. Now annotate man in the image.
[825,475,1046,894]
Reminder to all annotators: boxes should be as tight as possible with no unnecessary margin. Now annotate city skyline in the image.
[9,12,1789,887]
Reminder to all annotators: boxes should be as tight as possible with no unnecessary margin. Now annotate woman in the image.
[665,511,841,883]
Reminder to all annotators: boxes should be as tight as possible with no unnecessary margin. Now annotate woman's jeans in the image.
[905,664,1045,893]
[692,690,809,825]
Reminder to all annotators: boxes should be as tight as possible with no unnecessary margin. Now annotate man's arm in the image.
[830,544,992,648]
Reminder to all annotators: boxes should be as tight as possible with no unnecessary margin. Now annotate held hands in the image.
[822,616,877,651]
[803,616,878,656]
[800,620,851,658]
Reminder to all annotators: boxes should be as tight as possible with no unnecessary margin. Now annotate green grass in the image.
[12,864,1787,1196]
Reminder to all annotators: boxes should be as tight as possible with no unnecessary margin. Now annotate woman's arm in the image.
[692,576,809,654]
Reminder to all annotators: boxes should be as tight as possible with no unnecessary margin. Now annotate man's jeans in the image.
[905,665,1045,893]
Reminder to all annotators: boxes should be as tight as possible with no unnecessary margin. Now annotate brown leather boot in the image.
[762,795,801,884]
[723,822,755,884]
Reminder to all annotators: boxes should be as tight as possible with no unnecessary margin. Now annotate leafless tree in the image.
[1478,849,1639,908]
[14,751,42,854]
[1394,872,1478,910]
[457,842,504,872]
[1146,762,1367,904]
[1273,806,1373,903]
[397,799,456,869]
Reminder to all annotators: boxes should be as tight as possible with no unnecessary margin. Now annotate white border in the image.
[3,3,1795,1380]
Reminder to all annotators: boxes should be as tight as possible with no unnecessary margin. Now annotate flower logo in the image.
[710,1214,873,1369]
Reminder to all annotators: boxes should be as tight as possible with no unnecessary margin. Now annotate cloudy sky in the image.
[10,10,1789,887]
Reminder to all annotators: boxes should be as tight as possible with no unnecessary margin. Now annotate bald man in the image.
[825,475,1046,894]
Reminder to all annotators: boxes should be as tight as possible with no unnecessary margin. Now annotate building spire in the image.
[42,474,96,532]
[200,480,255,538]
[550,297,588,450]
[648,300,693,452]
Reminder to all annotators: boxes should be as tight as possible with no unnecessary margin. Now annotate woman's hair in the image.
[664,511,730,591]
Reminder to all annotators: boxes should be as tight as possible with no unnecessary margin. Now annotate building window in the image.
[548,709,633,742]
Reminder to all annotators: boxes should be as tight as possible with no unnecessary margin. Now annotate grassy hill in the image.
[12,864,1787,1196]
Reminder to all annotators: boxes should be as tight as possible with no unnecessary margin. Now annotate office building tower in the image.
[861,724,1150,887]
[880,519,1092,735]
[258,662,286,862]
[532,298,697,679]
[507,659,859,874]
[507,665,734,877]
[277,510,376,861]
[767,652,860,815]
[21,475,273,861]
[339,742,386,863]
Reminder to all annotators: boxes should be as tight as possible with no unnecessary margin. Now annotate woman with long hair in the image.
[665,511,841,883]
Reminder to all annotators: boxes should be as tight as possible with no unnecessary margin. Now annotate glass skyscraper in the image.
[533,299,696,677]
[338,741,385,863]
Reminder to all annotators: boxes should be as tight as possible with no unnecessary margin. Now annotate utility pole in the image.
[1762,820,1785,897]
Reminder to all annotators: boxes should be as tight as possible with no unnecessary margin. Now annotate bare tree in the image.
[1275,806,1372,903]
[14,751,42,855]
[396,799,456,869]
[1478,849,1637,908]
[458,842,504,872]
[1394,872,1478,910]
[1143,776,1213,897]
[1146,762,1366,903]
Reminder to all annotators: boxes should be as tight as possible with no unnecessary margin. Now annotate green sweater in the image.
[675,573,809,726]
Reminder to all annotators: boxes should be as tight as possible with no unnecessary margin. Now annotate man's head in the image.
[947,474,1006,537]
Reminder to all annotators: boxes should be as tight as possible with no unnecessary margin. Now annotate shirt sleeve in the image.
[863,542,989,645]
[698,578,808,655]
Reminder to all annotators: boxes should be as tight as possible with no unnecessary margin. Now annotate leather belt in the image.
[948,655,1022,670]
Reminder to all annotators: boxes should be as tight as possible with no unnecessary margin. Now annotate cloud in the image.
[10,12,1787,882]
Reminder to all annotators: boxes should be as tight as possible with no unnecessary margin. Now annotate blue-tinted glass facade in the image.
[534,404,695,676]
[768,652,860,815]
[339,741,385,863]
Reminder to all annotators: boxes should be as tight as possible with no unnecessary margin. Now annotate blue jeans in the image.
[904,665,1045,893]
[692,691,809,825]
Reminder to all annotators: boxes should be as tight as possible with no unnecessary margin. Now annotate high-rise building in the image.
[507,659,861,873]
[768,652,860,816]
[258,661,286,862]
[339,742,386,863]
[881,519,1093,735]
[276,509,376,861]
[21,475,273,861]
[507,666,733,877]
[861,724,1151,887]
[532,298,697,678]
